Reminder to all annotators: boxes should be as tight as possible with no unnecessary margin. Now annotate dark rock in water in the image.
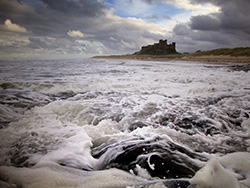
[0,82,16,89]
[205,64,250,72]
[228,64,250,72]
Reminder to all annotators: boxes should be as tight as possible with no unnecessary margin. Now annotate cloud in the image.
[173,22,249,52]
[142,0,154,4]
[40,0,105,17]
[0,0,35,19]
[89,9,170,53]
[112,0,154,18]
[146,14,159,20]
[3,19,28,33]
[0,0,107,58]
[190,15,221,31]
[67,30,85,38]
[189,0,250,33]
[26,36,100,58]
[163,0,220,12]
[28,37,58,49]
[0,33,30,48]
[75,40,104,54]
[0,31,31,59]
[173,24,191,36]
[171,0,250,52]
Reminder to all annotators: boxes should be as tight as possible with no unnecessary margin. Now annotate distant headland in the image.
[93,39,250,64]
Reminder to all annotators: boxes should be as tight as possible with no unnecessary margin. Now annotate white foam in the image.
[189,152,250,188]
[189,156,241,188]
[0,163,166,188]
[219,152,250,187]
[35,130,99,170]
[241,118,250,138]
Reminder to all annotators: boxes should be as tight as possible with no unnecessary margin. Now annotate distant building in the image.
[136,39,177,55]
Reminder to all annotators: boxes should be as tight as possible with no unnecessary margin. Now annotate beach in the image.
[93,54,250,64]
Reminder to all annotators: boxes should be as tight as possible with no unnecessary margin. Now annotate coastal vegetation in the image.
[190,47,250,57]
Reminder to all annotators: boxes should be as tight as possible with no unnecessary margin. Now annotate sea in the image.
[0,58,249,188]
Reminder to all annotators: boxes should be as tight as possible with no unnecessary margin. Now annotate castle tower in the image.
[172,42,176,50]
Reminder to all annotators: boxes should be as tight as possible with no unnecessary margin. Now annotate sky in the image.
[0,0,250,59]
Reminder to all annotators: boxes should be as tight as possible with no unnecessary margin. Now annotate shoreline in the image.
[93,55,250,65]
[180,55,250,64]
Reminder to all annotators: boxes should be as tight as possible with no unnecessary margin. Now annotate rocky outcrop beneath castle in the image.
[135,39,178,55]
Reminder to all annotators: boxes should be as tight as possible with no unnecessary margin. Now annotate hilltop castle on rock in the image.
[135,39,177,55]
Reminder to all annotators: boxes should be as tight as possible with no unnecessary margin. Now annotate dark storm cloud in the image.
[190,15,220,31]
[0,0,167,58]
[190,0,250,34]
[0,0,57,36]
[40,0,105,17]
[0,0,106,37]
[192,30,231,45]
[173,24,192,36]
[0,0,110,58]
[173,0,250,51]
[0,0,34,22]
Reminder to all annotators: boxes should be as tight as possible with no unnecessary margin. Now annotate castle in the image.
[135,39,177,55]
